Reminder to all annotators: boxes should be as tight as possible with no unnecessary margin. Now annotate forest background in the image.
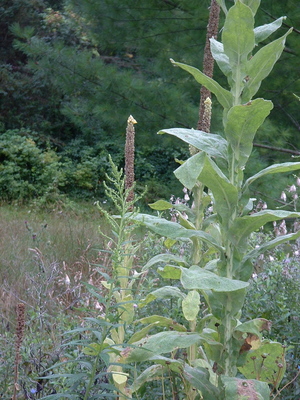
[1,0,300,207]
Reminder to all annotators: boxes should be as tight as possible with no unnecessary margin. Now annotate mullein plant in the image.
[120,1,300,399]
[39,117,143,399]
[95,115,144,399]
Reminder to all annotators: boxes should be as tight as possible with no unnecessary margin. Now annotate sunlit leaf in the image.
[170,59,232,109]
[181,265,249,292]
[254,17,285,44]
[158,128,228,160]
[244,161,300,189]
[229,210,300,250]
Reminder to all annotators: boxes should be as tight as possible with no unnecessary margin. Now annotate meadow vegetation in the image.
[1,1,300,399]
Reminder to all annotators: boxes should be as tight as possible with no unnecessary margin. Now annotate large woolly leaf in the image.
[175,152,238,224]
[225,99,273,167]
[158,128,228,160]
[242,29,292,102]
[183,364,220,399]
[254,17,285,44]
[229,210,300,251]
[222,1,255,66]
[131,364,166,393]
[139,286,185,308]
[131,213,224,251]
[221,376,270,400]
[210,38,231,78]
[142,253,188,271]
[170,59,232,109]
[124,331,201,363]
[244,161,300,189]
[241,0,260,15]
[129,316,187,343]
[242,230,300,264]
[180,265,249,292]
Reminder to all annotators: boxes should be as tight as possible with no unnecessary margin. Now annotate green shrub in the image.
[0,129,65,201]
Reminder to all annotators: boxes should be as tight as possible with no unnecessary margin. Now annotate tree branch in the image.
[253,143,300,156]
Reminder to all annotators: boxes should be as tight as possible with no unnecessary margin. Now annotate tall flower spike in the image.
[13,303,26,400]
[125,115,137,205]
[190,97,212,156]
[197,0,220,132]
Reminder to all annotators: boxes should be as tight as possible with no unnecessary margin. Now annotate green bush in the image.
[0,129,65,201]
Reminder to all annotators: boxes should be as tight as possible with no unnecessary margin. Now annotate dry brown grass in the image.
[0,203,109,330]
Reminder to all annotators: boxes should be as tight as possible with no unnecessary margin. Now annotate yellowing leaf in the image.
[112,372,128,385]
[182,290,200,321]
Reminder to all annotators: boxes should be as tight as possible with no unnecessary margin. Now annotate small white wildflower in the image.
[269,255,275,261]
[293,193,298,200]
[65,274,70,286]
[297,177,300,186]
[183,187,188,194]
[262,202,267,210]
[184,193,190,201]
[182,212,188,220]
[289,184,297,192]
[281,191,287,202]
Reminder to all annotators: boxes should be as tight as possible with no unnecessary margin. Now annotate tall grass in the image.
[0,203,108,331]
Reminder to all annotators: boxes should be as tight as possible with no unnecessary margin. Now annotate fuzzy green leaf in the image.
[254,17,285,44]
[140,286,185,308]
[222,1,255,66]
[181,265,249,292]
[229,210,300,250]
[242,28,292,102]
[170,59,232,109]
[138,315,187,332]
[124,331,201,362]
[244,161,300,189]
[142,253,188,271]
[131,213,224,251]
[148,199,173,210]
[243,230,300,264]
[129,316,187,343]
[225,99,273,166]
[210,38,231,78]
[240,0,260,15]
[183,364,220,399]
[131,364,165,393]
[158,128,228,160]
[157,265,181,279]
[175,152,238,224]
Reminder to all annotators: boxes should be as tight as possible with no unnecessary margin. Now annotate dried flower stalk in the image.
[13,303,26,400]
[125,115,137,205]
[197,0,220,132]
